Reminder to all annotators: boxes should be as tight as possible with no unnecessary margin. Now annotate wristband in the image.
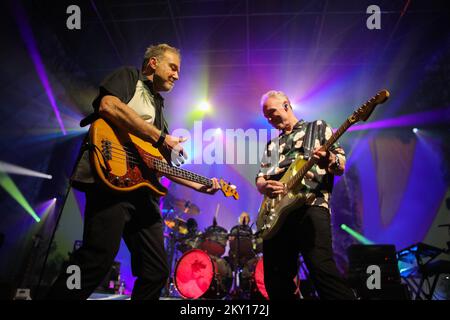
[153,131,166,148]
[333,155,340,169]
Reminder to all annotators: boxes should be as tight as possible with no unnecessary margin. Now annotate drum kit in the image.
[162,200,269,300]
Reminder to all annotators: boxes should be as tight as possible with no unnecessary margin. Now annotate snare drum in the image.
[176,233,202,253]
[174,249,232,299]
[200,225,228,257]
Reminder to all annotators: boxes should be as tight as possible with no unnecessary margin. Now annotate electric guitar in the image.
[256,90,390,240]
[89,118,239,200]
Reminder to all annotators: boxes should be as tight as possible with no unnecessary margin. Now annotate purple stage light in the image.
[36,198,57,221]
[348,107,450,132]
[11,1,66,135]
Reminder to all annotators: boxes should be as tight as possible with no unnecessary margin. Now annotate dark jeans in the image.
[263,205,355,300]
[46,186,169,300]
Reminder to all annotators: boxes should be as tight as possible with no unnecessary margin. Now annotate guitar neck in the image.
[287,119,352,190]
[147,157,213,187]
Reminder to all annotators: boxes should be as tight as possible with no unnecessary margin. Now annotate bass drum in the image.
[240,255,269,300]
[174,249,232,299]
[241,255,300,300]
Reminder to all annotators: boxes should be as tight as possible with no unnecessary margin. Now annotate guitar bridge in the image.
[101,139,112,161]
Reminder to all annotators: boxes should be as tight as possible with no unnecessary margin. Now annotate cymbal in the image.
[164,217,188,235]
[171,199,200,215]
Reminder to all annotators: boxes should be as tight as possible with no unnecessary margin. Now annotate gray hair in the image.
[142,43,181,70]
[260,90,291,108]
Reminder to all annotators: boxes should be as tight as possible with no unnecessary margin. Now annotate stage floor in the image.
[87,292,184,300]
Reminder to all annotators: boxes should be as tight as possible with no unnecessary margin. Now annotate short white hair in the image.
[260,90,291,108]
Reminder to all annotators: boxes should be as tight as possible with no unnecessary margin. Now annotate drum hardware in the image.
[199,204,229,257]
[177,231,203,254]
[163,208,189,235]
[200,217,228,257]
[170,198,201,215]
[228,226,242,299]
[162,206,309,300]
[173,249,232,299]
[161,228,179,297]
[163,210,186,268]
[227,220,259,299]
[162,209,195,298]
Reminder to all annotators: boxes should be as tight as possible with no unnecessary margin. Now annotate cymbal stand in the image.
[229,228,244,299]
[162,226,178,297]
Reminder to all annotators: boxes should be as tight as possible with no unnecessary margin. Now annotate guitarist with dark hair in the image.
[46,44,222,300]
[256,90,355,300]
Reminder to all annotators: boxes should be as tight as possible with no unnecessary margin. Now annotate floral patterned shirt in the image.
[257,119,346,209]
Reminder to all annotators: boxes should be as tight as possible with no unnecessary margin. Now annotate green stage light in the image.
[340,224,374,245]
[0,172,40,222]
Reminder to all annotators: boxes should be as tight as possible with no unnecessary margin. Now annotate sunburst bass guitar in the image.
[256,90,390,240]
[89,118,239,200]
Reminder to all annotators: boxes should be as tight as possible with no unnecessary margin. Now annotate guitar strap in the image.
[302,121,317,160]
[300,121,321,197]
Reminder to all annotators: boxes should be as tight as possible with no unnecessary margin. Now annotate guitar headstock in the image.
[219,179,239,200]
[349,89,390,124]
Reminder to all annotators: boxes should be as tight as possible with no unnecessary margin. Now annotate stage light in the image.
[349,107,449,132]
[198,101,211,112]
[340,224,374,245]
[0,161,52,179]
[37,197,57,221]
[12,1,66,135]
[215,128,222,135]
[412,128,418,133]
[0,172,40,222]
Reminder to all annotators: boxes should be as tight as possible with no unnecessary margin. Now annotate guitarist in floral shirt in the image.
[256,90,355,300]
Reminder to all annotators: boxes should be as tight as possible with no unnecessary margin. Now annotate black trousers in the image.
[46,186,169,300]
[263,205,355,300]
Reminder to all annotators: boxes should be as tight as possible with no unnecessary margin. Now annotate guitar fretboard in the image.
[286,118,352,190]
[145,155,213,187]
